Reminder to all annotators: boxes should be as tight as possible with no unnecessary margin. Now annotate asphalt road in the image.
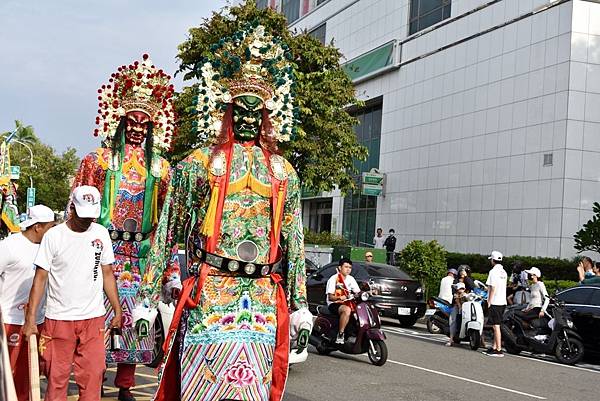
[46,320,599,401]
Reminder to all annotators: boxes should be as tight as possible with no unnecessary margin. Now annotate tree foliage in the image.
[8,132,79,212]
[172,0,367,193]
[1,120,39,146]
[398,240,448,299]
[574,202,600,254]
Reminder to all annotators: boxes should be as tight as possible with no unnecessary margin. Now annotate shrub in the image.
[471,273,578,294]
[303,228,350,247]
[447,252,578,281]
[398,240,447,299]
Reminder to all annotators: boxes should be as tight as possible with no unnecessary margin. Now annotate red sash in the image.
[335,273,356,312]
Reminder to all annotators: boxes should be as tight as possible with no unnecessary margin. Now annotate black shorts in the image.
[488,305,506,325]
[328,303,342,314]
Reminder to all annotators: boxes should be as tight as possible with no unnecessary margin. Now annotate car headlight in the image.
[361,292,370,301]
[566,319,573,329]
[415,287,423,295]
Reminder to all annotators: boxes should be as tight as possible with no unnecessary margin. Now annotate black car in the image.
[306,261,426,327]
[555,285,600,357]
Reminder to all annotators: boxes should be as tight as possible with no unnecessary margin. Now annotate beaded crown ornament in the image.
[193,23,298,143]
[94,54,176,154]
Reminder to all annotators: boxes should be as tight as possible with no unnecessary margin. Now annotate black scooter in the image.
[501,296,585,365]
[309,291,388,366]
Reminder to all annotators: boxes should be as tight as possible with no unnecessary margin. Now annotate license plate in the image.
[425,308,435,316]
[398,307,411,315]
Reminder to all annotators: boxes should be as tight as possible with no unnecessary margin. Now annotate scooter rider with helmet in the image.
[326,258,361,344]
[458,265,475,292]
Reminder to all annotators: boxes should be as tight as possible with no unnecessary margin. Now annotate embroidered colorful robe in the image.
[138,143,307,401]
[73,144,170,364]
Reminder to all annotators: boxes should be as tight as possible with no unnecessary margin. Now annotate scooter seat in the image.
[432,297,452,307]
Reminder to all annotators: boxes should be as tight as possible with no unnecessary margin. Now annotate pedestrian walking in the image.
[0,205,55,401]
[484,250,507,357]
[22,186,122,401]
[383,229,397,265]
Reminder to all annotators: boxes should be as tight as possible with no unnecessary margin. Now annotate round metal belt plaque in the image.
[236,240,259,262]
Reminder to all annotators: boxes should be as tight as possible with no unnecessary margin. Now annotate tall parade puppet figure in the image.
[72,55,176,401]
[133,23,312,401]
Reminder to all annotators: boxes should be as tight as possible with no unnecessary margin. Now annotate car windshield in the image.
[364,263,413,279]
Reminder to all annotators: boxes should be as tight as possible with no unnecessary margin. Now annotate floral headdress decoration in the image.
[192,22,298,143]
[94,54,176,154]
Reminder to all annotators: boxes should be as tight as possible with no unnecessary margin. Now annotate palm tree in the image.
[1,120,38,145]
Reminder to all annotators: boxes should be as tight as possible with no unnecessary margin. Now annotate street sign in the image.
[361,168,385,196]
[27,187,36,208]
[10,165,20,180]
[361,184,383,196]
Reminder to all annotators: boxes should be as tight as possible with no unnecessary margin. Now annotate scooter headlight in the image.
[566,319,574,329]
[361,292,370,302]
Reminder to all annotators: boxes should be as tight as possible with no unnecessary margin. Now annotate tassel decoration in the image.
[200,181,220,237]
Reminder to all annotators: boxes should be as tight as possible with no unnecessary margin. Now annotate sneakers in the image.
[118,388,136,401]
[335,332,344,345]
[484,348,504,357]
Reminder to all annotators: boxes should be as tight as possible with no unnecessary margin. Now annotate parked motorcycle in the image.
[426,297,452,335]
[501,296,585,365]
[309,291,388,366]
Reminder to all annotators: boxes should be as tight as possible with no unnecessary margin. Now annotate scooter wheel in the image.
[555,336,584,365]
[316,344,332,355]
[469,330,480,351]
[367,339,388,366]
[427,317,441,334]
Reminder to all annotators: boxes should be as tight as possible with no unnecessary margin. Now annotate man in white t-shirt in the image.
[485,250,507,358]
[0,204,55,401]
[325,258,360,345]
[438,268,457,304]
[373,227,386,249]
[23,186,122,401]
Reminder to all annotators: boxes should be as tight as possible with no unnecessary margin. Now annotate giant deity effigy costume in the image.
[72,55,176,398]
[134,24,311,401]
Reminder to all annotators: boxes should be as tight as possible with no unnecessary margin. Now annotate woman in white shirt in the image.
[515,267,549,323]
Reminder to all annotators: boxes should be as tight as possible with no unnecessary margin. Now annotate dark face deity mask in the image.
[125,110,151,146]
[232,95,264,141]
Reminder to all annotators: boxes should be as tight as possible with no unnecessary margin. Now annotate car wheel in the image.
[468,330,480,351]
[426,317,441,334]
[146,315,165,369]
[398,316,419,328]
[367,339,388,366]
[555,336,584,365]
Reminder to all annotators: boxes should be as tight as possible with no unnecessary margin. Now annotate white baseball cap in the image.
[453,282,465,290]
[488,250,503,261]
[524,267,541,278]
[19,205,55,230]
[72,186,101,218]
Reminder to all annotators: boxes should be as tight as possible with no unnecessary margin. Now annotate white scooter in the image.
[449,281,487,350]
[289,308,313,364]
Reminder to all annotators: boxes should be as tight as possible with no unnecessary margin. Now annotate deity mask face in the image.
[125,111,151,146]
[232,95,263,141]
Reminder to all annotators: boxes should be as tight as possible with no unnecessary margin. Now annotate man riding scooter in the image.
[326,258,361,344]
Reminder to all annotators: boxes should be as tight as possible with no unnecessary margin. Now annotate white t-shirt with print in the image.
[34,222,115,321]
[373,236,386,249]
[326,273,360,305]
[486,264,508,306]
[0,233,46,325]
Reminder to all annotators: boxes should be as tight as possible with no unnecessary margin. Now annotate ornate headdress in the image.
[94,54,176,153]
[193,23,297,143]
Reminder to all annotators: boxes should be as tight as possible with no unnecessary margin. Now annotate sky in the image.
[0,0,229,156]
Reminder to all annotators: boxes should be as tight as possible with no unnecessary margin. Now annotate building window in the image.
[309,23,326,44]
[256,0,269,10]
[342,102,383,246]
[306,199,333,233]
[543,153,553,167]
[282,0,301,23]
[409,0,451,35]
